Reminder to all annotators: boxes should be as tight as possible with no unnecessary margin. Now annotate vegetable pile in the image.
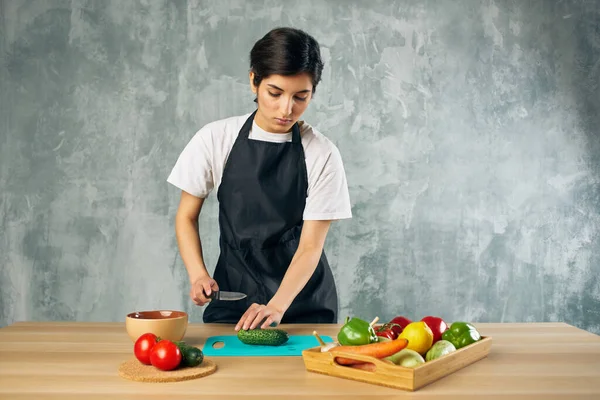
[318,314,483,370]
[133,332,204,371]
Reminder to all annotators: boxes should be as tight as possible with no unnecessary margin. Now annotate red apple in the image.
[421,316,449,343]
[388,316,412,335]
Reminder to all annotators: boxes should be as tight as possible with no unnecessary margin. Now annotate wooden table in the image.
[1,321,599,399]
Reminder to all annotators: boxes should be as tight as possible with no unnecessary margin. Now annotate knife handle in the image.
[206,291,219,300]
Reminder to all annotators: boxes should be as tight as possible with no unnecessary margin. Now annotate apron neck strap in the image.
[290,120,301,144]
[241,110,301,144]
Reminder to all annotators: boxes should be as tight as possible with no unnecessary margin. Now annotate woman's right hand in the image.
[190,275,219,306]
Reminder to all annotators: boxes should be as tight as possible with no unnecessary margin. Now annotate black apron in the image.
[203,111,338,324]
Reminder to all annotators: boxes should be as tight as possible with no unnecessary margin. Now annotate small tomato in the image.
[388,323,404,337]
[375,323,403,340]
[376,328,397,340]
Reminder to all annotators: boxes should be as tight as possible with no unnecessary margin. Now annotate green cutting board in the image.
[202,334,334,357]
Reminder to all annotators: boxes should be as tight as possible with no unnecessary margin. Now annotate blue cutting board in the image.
[202,334,334,357]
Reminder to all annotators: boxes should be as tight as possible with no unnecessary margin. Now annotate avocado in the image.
[237,328,289,346]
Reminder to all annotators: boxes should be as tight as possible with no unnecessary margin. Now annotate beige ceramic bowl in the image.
[125,310,188,342]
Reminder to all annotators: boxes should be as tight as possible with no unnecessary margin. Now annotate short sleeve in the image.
[167,127,214,198]
[303,146,353,221]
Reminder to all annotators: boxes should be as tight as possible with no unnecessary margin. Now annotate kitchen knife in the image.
[207,290,247,301]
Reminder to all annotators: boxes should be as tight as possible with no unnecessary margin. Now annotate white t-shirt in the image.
[167,113,352,221]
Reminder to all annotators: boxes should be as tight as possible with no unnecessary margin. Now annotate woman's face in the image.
[250,72,313,133]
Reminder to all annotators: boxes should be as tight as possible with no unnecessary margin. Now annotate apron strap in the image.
[239,110,257,140]
[291,121,301,144]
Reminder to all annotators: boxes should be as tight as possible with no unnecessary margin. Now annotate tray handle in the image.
[326,349,398,372]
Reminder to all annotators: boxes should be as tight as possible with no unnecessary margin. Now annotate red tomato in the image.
[388,323,404,337]
[375,322,403,340]
[421,316,449,343]
[133,333,159,365]
[376,327,398,340]
[150,340,182,371]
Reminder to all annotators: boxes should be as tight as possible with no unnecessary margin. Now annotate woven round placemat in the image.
[118,358,217,383]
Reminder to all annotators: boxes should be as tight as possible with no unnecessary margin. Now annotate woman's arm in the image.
[269,220,332,312]
[175,190,218,305]
[235,219,332,330]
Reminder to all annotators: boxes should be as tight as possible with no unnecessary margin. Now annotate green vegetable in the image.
[441,322,481,349]
[237,328,289,346]
[337,316,378,346]
[174,341,204,367]
[425,339,456,361]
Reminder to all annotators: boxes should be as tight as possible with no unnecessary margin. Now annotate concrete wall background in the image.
[1,0,599,333]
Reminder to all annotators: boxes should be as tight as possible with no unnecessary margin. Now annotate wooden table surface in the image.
[1,321,599,399]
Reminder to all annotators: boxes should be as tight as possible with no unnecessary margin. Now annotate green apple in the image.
[385,348,425,368]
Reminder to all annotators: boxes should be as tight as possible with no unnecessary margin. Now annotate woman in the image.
[167,27,352,331]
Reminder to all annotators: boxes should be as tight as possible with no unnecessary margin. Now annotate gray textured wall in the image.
[1,0,599,334]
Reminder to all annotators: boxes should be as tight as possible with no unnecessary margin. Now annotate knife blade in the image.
[208,290,247,301]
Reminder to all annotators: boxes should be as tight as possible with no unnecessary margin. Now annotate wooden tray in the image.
[302,336,492,391]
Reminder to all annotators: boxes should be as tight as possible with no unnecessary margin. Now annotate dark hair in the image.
[250,27,324,97]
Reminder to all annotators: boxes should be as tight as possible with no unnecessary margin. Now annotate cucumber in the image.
[181,346,204,367]
[237,328,289,346]
[174,341,204,367]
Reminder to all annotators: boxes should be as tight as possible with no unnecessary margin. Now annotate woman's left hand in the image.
[234,303,285,331]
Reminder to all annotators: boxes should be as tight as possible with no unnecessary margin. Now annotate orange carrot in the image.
[329,338,409,365]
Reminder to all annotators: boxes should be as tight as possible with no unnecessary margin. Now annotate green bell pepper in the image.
[441,322,481,349]
[337,316,378,346]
